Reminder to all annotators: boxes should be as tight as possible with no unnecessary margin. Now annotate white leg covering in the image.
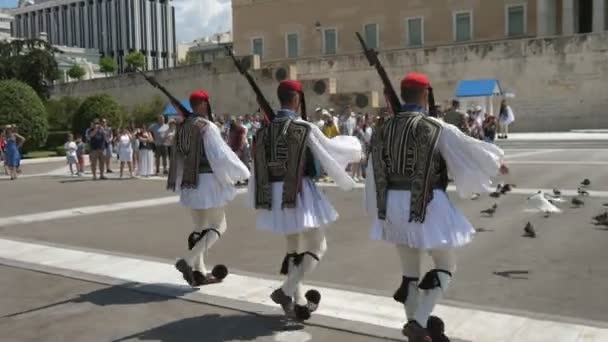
[281,229,327,304]
[185,207,227,273]
[284,234,306,304]
[414,249,457,328]
[396,245,422,321]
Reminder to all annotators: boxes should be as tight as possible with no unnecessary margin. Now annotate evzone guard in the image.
[364,73,509,341]
[248,80,362,320]
[168,90,251,287]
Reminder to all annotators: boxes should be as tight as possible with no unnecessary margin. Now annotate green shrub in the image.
[55,146,66,156]
[45,96,81,131]
[0,79,49,152]
[45,131,71,149]
[72,94,122,136]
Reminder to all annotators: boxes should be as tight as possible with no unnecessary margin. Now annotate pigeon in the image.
[471,193,481,200]
[581,179,591,187]
[593,212,608,223]
[577,188,590,196]
[481,204,498,217]
[523,222,536,238]
[604,203,608,207]
[525,191,562,215]
[553,188,562,197]
[499,184,515,195]
[571,197,585,207]
[489,192,501,198]
[545,193,566,204]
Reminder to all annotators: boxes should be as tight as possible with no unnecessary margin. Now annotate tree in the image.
[125,51,145,70]
[99,56,117,76]
[0,80,49,151]
[67,64,86,80]
[72,94,122,136]
[178,51,200,66]
[45,96,82,131]
[129,95,166,126]
[0,39,60,99]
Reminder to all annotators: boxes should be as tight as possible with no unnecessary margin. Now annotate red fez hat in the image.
[278,80,303,93]
[401,73,430,90]
[189,90,209,102]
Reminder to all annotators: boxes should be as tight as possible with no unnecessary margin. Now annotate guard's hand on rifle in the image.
[194,118,208,130]
[499,163,509,175]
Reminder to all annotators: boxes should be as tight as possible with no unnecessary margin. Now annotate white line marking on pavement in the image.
[0,238,606,342]
[0,196,178,227]
[273,331,312,342]
[505,149,560,159]
[2,186,607,228]
[507,161,608,165]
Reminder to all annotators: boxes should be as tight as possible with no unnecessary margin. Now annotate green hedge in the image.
[0,80,49,152]
[45,131,71,149]
[72,94,122,136]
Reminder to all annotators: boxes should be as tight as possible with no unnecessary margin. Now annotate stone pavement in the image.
[0,265,388,342]
[2,146,608,341]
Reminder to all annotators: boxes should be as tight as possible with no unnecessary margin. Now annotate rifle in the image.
[135,68,192,117]
[225,46,275,123]
[356,32,401,114]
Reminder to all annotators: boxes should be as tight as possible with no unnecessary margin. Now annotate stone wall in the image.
[51,32,608,132]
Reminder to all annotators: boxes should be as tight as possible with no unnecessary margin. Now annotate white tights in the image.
[185,207,227,273]
[281,229,327,305]
[395,245,457,327]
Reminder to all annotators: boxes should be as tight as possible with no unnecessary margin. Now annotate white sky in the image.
[173,0,232,43]
[0,0,233,43]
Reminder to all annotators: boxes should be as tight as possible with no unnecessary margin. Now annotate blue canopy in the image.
[455,79,503,98]
[162,100,192,116]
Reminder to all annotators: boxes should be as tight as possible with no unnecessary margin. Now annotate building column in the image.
[594,0,606,32]
[562,0,575,35]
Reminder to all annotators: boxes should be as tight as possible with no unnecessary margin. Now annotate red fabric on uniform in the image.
[278,80,303,93]
[189,90,209,102]
[401,73,430,90]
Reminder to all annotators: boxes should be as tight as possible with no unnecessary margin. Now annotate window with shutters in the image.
[323,28,337,55]
[506,4,526,37]
[406,17,424,47]
[454,11,473,42]
[364,23,378,49]
[286,33,298,58]
[252,37,263,58]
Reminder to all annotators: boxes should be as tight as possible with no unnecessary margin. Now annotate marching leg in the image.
[281,228,326,321]
[271,233,301,317]
[394,245,422,321]
[412,248,456,342]
[176,207,228,287]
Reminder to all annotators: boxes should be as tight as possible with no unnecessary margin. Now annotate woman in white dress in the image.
[136,125,154,177]
[498,99,516,139]
[117,128,134,178]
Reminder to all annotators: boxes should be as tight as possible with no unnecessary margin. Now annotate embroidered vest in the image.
[253,119,312,210]
[198,139,213,174]
[371,112,448,223]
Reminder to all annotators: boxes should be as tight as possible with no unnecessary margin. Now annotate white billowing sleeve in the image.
[202,120,251,186]
[305,121,363,169]
[437,121,504,198]
[363,158,377,217]
[304,121,360,191]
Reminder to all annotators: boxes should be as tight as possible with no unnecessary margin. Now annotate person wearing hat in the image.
[248,80,361,321]
[443,100,470,134]
[364,73,509,341]
[169,90,250,287]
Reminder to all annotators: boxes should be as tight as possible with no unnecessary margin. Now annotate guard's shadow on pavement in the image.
[112,313,303,342]
[2,282,196,318]
[72,282,198,306]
